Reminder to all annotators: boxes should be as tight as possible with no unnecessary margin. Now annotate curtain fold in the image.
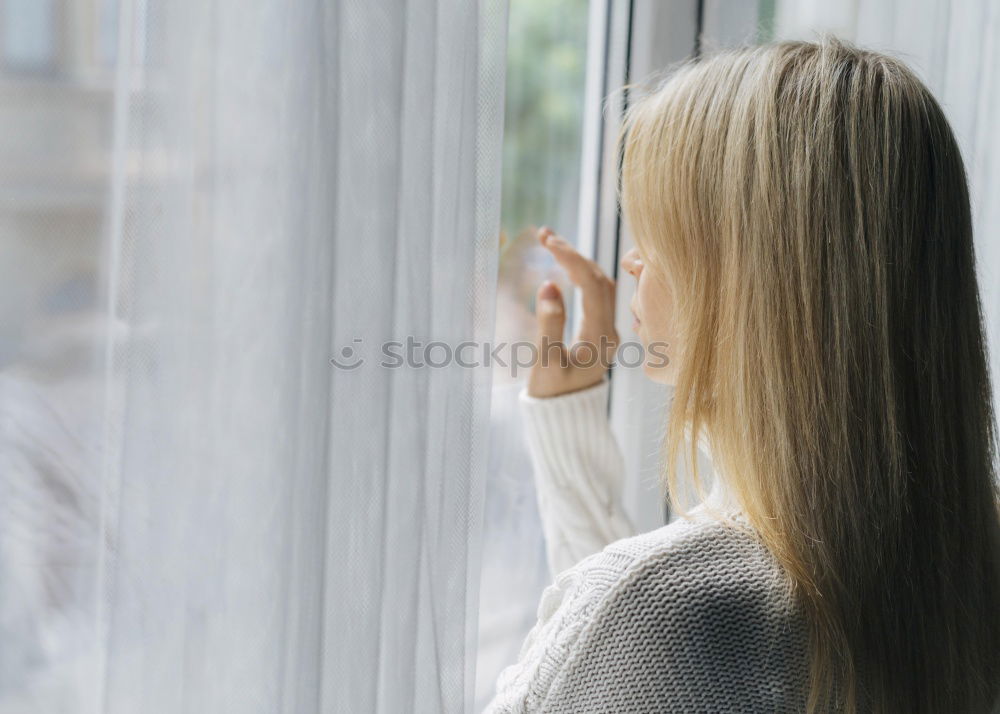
[0,0,508,712]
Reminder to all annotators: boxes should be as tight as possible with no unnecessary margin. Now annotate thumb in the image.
[535,281,566,345]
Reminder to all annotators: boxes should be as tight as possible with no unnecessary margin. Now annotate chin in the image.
[642,361,675,385]
[638,336,675,385]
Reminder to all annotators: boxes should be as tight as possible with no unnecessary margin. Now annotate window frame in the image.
[575,0,764,531]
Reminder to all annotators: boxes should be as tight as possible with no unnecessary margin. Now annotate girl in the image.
[485,36,1000,713]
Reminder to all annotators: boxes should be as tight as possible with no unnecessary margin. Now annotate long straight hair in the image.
[616,36,1000,713]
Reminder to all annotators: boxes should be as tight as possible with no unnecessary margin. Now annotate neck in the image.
[682,420,741,515]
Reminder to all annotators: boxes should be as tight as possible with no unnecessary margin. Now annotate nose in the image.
[621,247,643,278]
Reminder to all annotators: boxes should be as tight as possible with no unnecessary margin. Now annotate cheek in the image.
[637,274,674,345]
[636,274,679,383]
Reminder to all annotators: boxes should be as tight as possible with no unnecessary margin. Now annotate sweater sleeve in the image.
[517,378,637,580]
[480,541,640,714]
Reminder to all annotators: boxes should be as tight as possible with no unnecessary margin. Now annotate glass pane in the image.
[97,0,151,69]
[0,4,124,704]
[2,0,56,71]
[475,0,591,707]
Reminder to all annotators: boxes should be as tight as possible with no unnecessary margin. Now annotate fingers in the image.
[535,280,566,344]
[537,226,616,341]
[537,227,604,286]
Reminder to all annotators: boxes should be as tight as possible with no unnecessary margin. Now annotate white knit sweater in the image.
[481,378,811,713]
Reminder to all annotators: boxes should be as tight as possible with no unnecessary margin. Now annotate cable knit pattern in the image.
[482,379,811,713]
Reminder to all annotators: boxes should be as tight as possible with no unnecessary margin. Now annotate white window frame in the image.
[573,0,765,531]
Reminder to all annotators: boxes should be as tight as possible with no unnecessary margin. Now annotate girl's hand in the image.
[526,226,619,398]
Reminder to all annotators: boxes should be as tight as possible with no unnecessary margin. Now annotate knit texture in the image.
[516,378,638,578]
[482,379,811,713]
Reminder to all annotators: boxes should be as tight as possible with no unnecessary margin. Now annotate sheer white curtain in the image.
[0,0,508,712]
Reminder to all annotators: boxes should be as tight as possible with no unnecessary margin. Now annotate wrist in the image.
[521,375,609,404]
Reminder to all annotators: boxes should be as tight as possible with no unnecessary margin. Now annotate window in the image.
[1,0,57,72]
[475,0,751,702]
[0,2,147,694]
[475,0,592,707]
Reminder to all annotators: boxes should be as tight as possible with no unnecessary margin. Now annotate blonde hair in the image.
[616,35,1000,713]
